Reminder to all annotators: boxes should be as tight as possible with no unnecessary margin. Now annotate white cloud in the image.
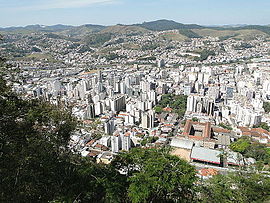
[4,0,117,11]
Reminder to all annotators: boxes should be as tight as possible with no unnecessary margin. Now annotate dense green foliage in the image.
[218,123,233,130]
[230,136,251,154]
[137,20,203,31]
[0,57,126,202]
[154,94,187,117]
[140,136,159,146]
[112,148,197,203]
[263,102,270,113]
[200,172,270,203]
[194,49,216,61]
[84,33,112,47]
[178,29,201,38]
[31,46,42,52]
[77,45,94,53]
[192,117,199,122]
[153,105,163,113]
[230,136,270,165]
[1,43,31,57]
[138,56,156,61]
[104,53,123,61]
[254,122,270,131]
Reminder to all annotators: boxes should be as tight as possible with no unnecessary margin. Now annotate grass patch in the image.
[18,53,58,62]
[159,32,188,41]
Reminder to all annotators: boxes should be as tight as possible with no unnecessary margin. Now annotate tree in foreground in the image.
[112,148,197,203]
[0,57,126,202]
[230,136,270,166]
[199,172,270,203]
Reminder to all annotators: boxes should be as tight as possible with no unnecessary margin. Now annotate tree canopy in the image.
[112,148,197,203]
[0,56,126,202]
[199,172,270,203]
[263,102,270,113]
[154,94,187,117]
[254,122,270,132]
[230,136,270,165]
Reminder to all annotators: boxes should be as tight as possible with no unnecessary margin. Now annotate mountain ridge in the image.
[1,19,270,41]
[1,19,269,32]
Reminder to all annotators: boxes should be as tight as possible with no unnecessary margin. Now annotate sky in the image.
[0,0,269,27]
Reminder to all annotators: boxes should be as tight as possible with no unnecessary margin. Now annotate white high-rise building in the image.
[187,95,196,112]
[198,72,204,84]
[110,95,126,112]
[94,101,103,115]
[138,101,146,111]
[141,110,155,129]
[99,136,111,147]
[104,119,115,135]
[183,84,192,95]
[148,90,157,105]
[121,133,131,151]
[85,103,95,119]
[111,134,121,153]
[120,82,126,94]
[141,112,149,129]
[149,110,155,129]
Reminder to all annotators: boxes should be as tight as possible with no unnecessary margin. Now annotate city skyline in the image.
[0,0,269,27]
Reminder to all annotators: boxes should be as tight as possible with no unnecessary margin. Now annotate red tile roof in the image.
[212,127,231,133]
[163,107,173,112]
[198,168,219,176]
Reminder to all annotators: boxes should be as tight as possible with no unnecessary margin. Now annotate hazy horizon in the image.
[0,0,269,27]
[0,20,269,29]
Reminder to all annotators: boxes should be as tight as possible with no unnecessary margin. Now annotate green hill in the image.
[218,25,270,35]
[192,28,268,40]
[1,20,270,40]
[100,25,149,35]
[57,24,106,37]
[159,31,188,41]
[135,19,203,31]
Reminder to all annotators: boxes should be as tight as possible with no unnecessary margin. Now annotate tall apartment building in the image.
[141,110,155,129]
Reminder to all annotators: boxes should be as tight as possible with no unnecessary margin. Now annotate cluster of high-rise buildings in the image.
[11,49,270,169]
